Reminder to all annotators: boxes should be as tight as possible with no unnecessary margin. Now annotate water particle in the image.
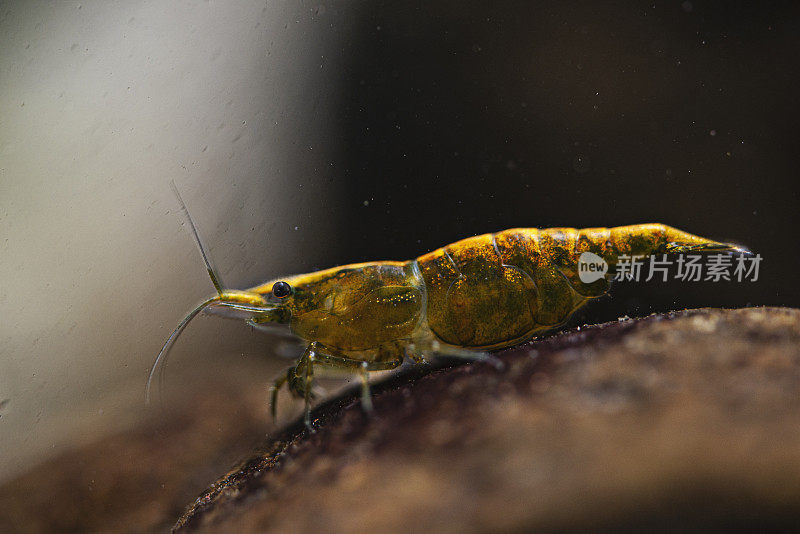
[572,155,591,174]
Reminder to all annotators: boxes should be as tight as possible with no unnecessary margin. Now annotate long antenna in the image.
[146,296,219,404]
[169,180,225,296]
[146,182,228,404]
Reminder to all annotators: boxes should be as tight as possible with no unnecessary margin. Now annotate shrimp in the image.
[148,193,748,428]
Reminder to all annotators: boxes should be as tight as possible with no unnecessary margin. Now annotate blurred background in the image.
[1,0,798,531]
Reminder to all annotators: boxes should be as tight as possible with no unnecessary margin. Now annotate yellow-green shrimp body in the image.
[150,222,746,428]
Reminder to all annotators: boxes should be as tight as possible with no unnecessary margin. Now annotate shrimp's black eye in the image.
[272,281,292,298]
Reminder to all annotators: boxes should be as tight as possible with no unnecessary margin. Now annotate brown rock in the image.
[174,307,800,533]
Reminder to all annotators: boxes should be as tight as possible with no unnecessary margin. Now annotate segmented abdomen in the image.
[415,227,616,349]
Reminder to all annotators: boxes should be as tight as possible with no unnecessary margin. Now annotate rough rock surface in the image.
[172,307,800,533]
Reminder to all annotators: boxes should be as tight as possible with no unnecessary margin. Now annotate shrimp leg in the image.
[270,373,288,420]
[411,335,504,370]
[273,341,403,429]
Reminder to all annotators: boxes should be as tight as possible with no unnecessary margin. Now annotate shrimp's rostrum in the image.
[150,223,747,428]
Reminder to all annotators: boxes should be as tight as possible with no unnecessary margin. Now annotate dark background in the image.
[291,0,799,327]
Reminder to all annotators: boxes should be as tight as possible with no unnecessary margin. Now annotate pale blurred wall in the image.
[0,1,353,481]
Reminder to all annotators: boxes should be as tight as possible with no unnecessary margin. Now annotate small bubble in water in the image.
[363,200,369,206]
[573,155,591,174]
[294,226,299,230]
[709,129,716,136]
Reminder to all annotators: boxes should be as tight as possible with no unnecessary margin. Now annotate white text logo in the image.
[578,252,608,283]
